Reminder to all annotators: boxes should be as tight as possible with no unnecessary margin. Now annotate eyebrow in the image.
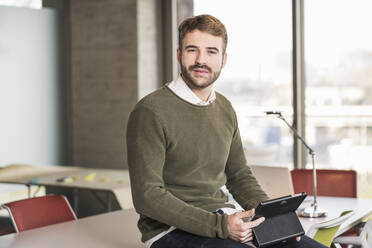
[207,47,219,53]
[185,45,198,50]
[184,45,220,53]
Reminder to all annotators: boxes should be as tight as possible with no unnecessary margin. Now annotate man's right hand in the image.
[227,209,265,243]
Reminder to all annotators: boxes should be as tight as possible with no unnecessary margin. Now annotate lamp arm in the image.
[277,115,318,208]
[278,116,314,155]
[267,111,326,217]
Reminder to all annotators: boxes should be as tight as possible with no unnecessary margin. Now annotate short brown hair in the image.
[178,14,228,54]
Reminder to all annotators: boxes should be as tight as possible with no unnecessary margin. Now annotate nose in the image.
[195,50,207,65]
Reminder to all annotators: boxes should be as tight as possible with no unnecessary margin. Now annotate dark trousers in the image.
[151,229,328,248]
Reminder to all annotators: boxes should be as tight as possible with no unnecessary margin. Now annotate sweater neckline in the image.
[163,86,216,109]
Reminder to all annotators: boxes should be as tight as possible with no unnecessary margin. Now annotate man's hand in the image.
[227,209,265,243]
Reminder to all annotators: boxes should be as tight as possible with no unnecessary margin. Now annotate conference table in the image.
[299,196,372,236]
[0,164,133,214]
[0,196,371,248]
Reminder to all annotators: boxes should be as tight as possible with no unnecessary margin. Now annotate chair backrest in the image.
[307,210,354,247]
[2,194,76,232]
[291,169,357,198]
[250,165,294,199]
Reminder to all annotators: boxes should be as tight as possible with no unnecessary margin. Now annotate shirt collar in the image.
[167,75,216,105]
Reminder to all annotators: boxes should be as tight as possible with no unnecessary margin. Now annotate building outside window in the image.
[305,0,372,198]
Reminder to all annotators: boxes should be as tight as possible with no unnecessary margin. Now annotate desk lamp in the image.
[266,111,327,218]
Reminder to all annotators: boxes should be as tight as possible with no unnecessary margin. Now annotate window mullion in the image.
[292,0,307,169]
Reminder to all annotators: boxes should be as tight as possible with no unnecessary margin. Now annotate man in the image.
[127,14,326,248]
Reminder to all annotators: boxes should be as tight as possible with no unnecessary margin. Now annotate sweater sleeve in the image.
[126,104,229,240]
[224,112,269,210]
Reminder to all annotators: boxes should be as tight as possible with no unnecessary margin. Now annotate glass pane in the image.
[193,0,293,167]
[305,0,372,198]
[0,6,64,166]
[0,0,41,9]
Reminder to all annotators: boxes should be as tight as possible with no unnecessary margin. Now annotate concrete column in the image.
[137,0,163,98]
[68,0,163,216]
[69,0,162,171]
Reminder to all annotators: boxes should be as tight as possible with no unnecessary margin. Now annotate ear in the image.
[177,48,181,64]
[221,52,227,68]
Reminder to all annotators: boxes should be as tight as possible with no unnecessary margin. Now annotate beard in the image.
[180,62,222,90]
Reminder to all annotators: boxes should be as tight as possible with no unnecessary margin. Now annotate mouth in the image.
[193,68,209,74]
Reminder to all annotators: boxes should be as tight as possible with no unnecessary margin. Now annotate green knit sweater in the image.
[126,86,268,242]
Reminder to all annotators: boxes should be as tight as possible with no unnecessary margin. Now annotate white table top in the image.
[0,208,145,248]
[1,196,371,248]
[299,196,372,236]
[0,164,133,209]
[0,164,130,191]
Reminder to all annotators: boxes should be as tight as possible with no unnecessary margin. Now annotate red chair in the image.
[291,169,357,198]
[1,194,76,232]
[291,169,359,248]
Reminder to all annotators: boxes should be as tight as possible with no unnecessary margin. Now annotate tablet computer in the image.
[253,192,307,220]
[251,192,307,247]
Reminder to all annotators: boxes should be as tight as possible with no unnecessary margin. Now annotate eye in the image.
[186,48,197,53]
[208,50,218,55]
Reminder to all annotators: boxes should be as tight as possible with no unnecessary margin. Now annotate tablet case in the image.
[252,193,307,247]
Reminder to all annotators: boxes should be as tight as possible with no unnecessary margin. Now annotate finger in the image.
[244,230,253,239]
[240,232,254,243]
[238,229,252,239]
[246,217,265,228]
[242,236,253,243]
[233,229,252,243]
[237,209,255,218]
[230,234,243,243]
[230,229,251,240]
[296,236,301,242]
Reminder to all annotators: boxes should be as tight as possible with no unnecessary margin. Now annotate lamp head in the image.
[265,111,282,117]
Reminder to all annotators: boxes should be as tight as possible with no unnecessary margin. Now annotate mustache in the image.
[188,64,212,72]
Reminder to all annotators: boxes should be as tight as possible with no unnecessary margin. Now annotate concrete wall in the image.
[69,0,164,170]
[68,0,163,216]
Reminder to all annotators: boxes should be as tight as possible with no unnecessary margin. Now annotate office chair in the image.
[306,210,354,248]
[334,219,372,248]
[291,169,357,198]
[292,169,370,248]
[1,194,77,232]
[250,165,294,199]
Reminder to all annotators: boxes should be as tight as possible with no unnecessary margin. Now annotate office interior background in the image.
[0,0,371,214]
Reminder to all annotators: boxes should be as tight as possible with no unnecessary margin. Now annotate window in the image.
[179,0,372,198]
[193,0,294,168]
[304,0,372,198]
[0,0,41,9]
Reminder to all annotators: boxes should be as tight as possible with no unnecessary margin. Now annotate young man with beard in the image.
[126,14,327,248]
